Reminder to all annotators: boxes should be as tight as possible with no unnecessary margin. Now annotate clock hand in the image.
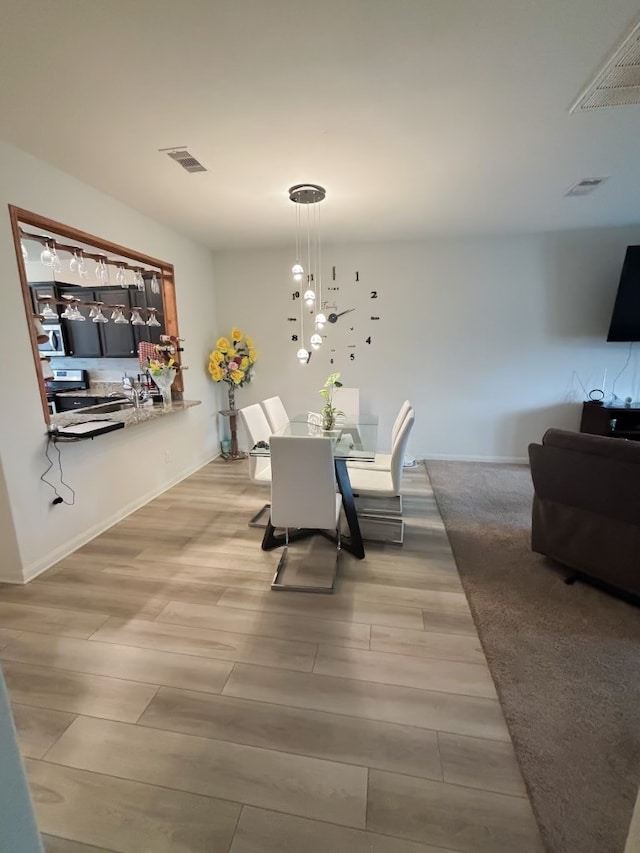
[327,308,355,324]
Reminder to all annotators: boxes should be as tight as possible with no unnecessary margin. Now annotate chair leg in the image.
[248,503,271,528]
[357,515,404,545]
[270,526,340,594]
[354,494,403,516]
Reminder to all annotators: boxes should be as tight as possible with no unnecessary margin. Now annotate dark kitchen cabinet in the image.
[95,289,137,358]
[48,282,166,359]
[64,316,102,357]
[30,282,59,321]
[58,286,101,357]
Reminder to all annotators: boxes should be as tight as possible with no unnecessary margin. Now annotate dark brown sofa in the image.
[528,428,640,601]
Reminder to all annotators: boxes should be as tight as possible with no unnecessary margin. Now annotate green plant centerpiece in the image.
[320,372,344,432]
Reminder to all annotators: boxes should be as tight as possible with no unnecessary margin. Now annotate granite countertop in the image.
[50,399,201,431]
[54,381,130,398]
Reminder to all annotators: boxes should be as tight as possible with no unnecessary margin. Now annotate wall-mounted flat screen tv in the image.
[607,245,640,341]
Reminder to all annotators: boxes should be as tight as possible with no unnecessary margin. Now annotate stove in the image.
[46,368,90,396]
[46,368,90,414]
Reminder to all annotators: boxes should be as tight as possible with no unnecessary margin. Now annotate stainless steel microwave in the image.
[37,324,67,357]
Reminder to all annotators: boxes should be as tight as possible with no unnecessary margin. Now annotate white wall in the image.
[0,458,23,583]
[213,228,640,461]
[0,140,222,582]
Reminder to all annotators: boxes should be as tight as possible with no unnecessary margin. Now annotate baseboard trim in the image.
[423,454,529,464]
[20,453,220,584]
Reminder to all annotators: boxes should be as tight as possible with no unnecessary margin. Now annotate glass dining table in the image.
[249,413,379,559]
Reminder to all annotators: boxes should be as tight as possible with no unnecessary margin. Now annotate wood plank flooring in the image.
[0,460,544,853]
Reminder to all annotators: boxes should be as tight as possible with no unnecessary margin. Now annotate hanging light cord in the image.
[316,201,322,314]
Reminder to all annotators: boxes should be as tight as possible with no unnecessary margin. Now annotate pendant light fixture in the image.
[289,183,326,362]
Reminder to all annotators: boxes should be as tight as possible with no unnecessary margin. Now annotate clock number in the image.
[366,336,372,344]
[287,317,296,321]
[291,334,298,342]
[330,357,334,364]
[370,291,378,299]
[350,353,355,361]
[292,291,300,300]
[371,316,380,320]
[355,271,360,282]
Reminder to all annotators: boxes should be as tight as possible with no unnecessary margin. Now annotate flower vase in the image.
[227,383,236,412]
[152,369,176,410]
[322,410,335,432]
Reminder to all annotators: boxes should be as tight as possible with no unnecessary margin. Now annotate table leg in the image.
[334,458,365,559]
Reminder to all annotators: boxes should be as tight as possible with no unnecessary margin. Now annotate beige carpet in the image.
[426,460,640,853]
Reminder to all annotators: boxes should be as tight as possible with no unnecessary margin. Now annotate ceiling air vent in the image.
[159,147,207,173]
[570,19,640,111]
[564,177,609,197]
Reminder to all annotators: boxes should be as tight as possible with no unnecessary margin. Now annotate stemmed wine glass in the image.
[41,241,61,271]
[130,308,145,326]
[91,302,108,323]
[38,296,58,321]
[95,257,109,285]
[40,241,53,266]
[61,295,86,321]
[134,269,145,291]
[77,250,89,279]
[146,308,161,327]
[150,272,160,294]
[111,305,129,324]
[115,265,127,287]
[69,249,80,274]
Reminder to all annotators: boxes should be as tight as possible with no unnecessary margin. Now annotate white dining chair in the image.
[262,395,289,434]
[348,410,415,542]
[333,387,360,423]
[238,403,272,527]
[348,399,412,471]
[265,435,343,593]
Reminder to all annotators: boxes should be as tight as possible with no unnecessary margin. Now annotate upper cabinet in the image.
[30,280,167,358]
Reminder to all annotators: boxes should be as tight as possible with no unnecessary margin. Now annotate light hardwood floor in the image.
[0,460,545,853]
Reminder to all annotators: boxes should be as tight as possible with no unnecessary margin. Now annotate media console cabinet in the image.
[580,401,640,441]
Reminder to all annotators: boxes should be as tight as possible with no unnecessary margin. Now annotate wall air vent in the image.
[564,177,609,197]
[570,19,640,111]
[159,147,207,173]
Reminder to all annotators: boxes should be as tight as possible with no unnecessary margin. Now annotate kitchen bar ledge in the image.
[50,398,201,436]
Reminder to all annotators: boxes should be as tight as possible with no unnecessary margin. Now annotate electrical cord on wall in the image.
[610,342,634,402]
[40,436,76,505]
[572,370,589,399]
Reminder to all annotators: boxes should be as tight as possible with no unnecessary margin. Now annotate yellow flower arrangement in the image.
[147,357,175,377]
[208,329,257,391]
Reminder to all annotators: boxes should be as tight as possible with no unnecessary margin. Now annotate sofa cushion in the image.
[530,433,640,527]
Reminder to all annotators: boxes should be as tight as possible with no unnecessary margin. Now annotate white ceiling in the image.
[1,0,640,249]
